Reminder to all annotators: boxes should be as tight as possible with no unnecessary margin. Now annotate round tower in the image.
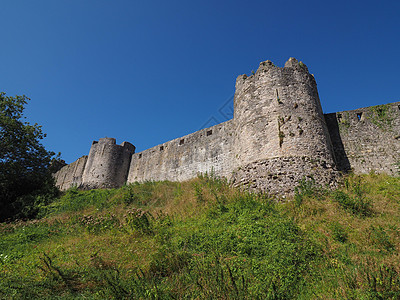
[81,137,135,189]
[232,58,337,194]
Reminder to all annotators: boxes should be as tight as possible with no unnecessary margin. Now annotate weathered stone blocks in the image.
[54,138,135,190]
[81,138,135,189]
[231,156,339,195]
[53,155,88,190]
[127,120,235,183]
[325,102,400,175]
[53,58,400,195]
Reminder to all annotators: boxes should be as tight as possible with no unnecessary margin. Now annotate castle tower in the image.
[232,58,337,194]
[81,137,135,189]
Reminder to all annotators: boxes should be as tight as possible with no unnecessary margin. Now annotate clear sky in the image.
[1,0,399,163]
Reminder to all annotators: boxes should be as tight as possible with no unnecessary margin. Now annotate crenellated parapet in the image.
[231,58,338,193]
[81,138,135,189]
[53,58,400,194]
[54,138,135,190]
[233,57,335,165]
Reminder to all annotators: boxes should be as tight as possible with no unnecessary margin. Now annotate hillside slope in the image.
[1,173,400,299]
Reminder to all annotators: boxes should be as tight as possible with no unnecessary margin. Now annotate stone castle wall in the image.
[325,102,400,175]
[54,138,135,190]
[54,155,88,190]
[127,120,236,183]
[81,138,135,189]
[233,58,335,166]
[53,58,400,194]
[230,58,339,194]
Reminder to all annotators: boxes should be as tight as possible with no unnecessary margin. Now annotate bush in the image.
[369,225,395,253]
[333,190,372,217]
[120,181,157,205]
[330,222,348,243]
[0,92,58,221]
[45,188,117,215]
[365,263,400,299]
[294,177,319,206]
[79,213,120,234]
[148,247,191,278]
[173,194,318,298]
[124,208,153,235]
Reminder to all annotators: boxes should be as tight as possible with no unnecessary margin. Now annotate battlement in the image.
[236,58,311,86]
[53,58,400,194]
[121,141,136,152]
[92,138,135,151]
[97,137,116,145]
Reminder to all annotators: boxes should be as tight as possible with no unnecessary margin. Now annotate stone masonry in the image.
[53,58,400,194]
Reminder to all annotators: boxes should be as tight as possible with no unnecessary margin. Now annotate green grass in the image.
[1,173,400,299]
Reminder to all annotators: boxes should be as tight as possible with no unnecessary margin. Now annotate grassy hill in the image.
[1,173,400,299]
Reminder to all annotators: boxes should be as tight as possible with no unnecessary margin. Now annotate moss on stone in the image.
[368,104,394,131]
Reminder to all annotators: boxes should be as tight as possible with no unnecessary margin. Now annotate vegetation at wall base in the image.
[1,173,400,299]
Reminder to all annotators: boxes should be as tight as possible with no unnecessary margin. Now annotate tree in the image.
[0,92,58,221]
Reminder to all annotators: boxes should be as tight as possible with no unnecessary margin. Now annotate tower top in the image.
[236,57,311,87]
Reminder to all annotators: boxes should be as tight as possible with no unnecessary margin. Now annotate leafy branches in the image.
[0,92,58,221]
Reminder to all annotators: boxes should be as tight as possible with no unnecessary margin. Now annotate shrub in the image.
[46,188,117,215]
[193,182,205,203]
[79,213,120,234]
[333,190,372,217]
[124,208,153,235]
[364,262,400,299]
[0,92,59,221]
[369,225,395,253]
[148,247,191,278]
[330,222,348,243]
[185,256,249,299]
[294,177,321,206]
[120,181,156,205]
[174,193,318,299]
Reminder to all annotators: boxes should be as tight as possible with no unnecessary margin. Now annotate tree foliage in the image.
[0,92,58,221]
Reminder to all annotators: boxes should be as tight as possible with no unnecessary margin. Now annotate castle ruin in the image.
[54,58,400,194]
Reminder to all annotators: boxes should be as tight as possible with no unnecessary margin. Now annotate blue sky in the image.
[1,0,399,163]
